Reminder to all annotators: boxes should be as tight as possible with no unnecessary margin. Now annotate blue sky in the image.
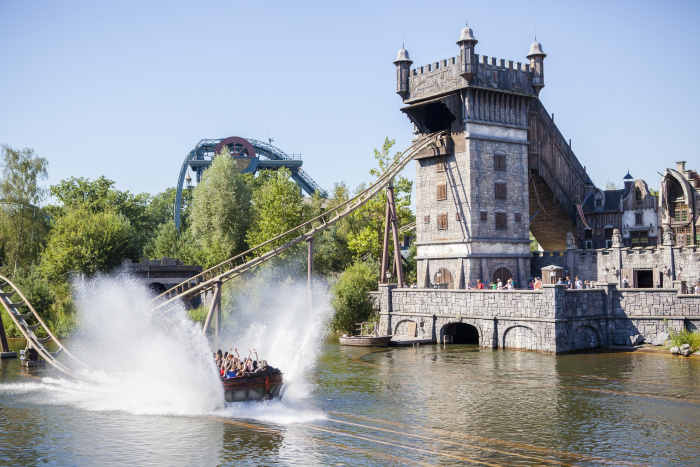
[1,0,698,205]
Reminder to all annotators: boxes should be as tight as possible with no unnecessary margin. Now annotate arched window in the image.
[433,269,454,289]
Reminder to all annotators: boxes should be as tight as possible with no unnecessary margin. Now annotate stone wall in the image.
[379,283,700,354]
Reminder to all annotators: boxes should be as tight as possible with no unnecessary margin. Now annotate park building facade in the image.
[379,25,700,354]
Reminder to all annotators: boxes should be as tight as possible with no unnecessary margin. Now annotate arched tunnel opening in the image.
[147,282,167,296]
[442,323,479,345]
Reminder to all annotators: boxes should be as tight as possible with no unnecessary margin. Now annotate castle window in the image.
[495,182,507,200]
[456,212,461,221]
[673,203,689,222]
[494,153,506,171]
[436,157,445,173]
[437,213,448,230]
[424,215,430,224]
[584,229,592,239]
[594,191,604,209]
[480,211,487,221]
[635,188,642,202]
[631,230,648,247]
[635,212,643,225]
[437,182,447,201]
[495,212,507,229]
[514,212,522,223]
[604,228,613,248]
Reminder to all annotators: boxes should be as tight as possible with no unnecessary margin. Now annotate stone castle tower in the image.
[395,25,588,288]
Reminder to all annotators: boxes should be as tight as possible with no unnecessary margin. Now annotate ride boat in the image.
[339,321,392,347]
[222,362,283,402]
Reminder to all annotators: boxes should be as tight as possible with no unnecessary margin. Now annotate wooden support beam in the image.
[387,184,405,288]
[380,198,391,283]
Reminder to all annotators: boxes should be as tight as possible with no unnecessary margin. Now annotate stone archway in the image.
[502,325,539,351]
[394,319,418,337]
[569,323,601,350]
[441,322,479,345]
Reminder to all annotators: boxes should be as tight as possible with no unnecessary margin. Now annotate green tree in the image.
[347,138,414,260]
[331,260,379,334]
[310,182,354,276]
[246,168,304,255]
[189,150,252,267]
[605,180,619,190]
[0,145,49,274]
[146,186,193,233]
[143,220,193,261]
[48,176,150,260]
[39,206,132,279]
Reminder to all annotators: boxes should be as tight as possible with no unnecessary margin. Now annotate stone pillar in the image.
[378,283,396,335]
[600,282,616,346]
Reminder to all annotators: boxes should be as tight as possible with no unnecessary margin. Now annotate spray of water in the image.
[4,266,332,423]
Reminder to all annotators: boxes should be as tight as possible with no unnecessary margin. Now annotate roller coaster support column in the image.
[387,183,405,288]
[380,197,392,283]
[0,312,15,358]
[202,280,222,336]
[307,237,314,309]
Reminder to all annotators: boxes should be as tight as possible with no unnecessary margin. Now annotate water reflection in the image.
[1,338,700,465]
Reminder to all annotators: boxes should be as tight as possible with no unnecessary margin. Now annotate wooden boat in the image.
[222,365,283,402]
[339,335,393,347]
[339,321,392,347]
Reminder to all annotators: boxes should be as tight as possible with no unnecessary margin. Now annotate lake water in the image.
[0,337,698,466]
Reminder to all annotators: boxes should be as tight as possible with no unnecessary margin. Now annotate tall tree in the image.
[189,150,253,268]
[0,145,49,274]
[347,138,414,260]
[246,168,304,255]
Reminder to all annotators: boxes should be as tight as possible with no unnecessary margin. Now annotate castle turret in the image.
[393,47,413,101]
[623,171,634,192]
[456,25,478,81]
[526,40,546,95]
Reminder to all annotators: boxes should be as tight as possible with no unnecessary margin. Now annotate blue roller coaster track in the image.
[174,137,327,229]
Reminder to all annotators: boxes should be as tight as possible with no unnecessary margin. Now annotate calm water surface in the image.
[1,338,698,466]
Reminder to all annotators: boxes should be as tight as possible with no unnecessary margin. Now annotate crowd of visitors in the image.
[214,348,258,379]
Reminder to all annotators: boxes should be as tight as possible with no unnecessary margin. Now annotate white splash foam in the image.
[3,267,332,424]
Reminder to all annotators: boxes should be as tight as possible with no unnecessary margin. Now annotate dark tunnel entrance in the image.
[423,102,456,133]
[441,322,479,345]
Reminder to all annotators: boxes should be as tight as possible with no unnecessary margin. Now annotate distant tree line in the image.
[0,138,415,336]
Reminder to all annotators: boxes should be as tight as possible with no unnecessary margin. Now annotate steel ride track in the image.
[0,274,89,380]
[150,131,447,313]
[0,132,446,378]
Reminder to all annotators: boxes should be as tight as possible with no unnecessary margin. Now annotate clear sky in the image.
[1,0,698,205]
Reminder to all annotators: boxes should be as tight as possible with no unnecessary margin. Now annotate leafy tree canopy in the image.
[39,206,133,279]
[246,168,304,256]
[347,138,414,260]
[330,260,379,334]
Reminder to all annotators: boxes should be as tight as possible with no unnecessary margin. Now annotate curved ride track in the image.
[0,274,89,380]
[0,132,446,378]
[151,131,447,315]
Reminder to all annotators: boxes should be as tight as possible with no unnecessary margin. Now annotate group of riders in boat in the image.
[215,347,260,379]
[214,347,284,402]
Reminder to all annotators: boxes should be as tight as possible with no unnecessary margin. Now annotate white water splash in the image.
[2,268,331,424]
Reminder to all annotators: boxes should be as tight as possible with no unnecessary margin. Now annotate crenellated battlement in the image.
[405,52,537,103]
